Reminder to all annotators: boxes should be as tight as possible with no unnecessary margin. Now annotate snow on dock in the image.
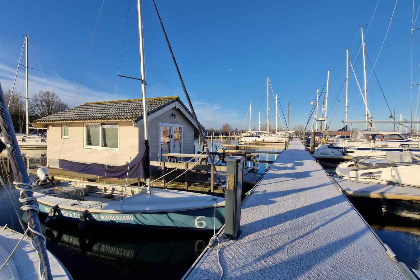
[183,139,413,280]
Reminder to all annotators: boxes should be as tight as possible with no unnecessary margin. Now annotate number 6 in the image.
[195,216,206,229]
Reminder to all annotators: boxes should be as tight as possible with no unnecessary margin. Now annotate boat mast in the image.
[324,70,330,132]
[266,77,269,133]
[345,49,349,126]
[258,110,261,131]
[275,94,278,133]
[287,102,290,130]
[249,101,252,131]
[315,89,319,132]
[137,0,151,193]
[25,35,29,136]
[361,26,369,130]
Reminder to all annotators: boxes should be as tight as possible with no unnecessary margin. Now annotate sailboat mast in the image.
[25,35,29,136]
[136,0,151,192]
[361,26,369,130]
[287,102,290,130]
[324,70,330,131]
[315,89,319,132]
[345,49,349,125]
[258,110,261,131]
[249,101,252,131]
[275,94,278,133]
[266,77,269,133]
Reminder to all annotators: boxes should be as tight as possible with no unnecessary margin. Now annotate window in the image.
[86,124,100,147]
[384,134,403,141]
[85,124,118,149]
[102,125,118,148]
[61,125,69,138]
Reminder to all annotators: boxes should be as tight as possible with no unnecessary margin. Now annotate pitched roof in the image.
[34,96,180,123]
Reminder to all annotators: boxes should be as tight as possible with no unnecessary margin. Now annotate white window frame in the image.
[61,125,69,139]
[84,123,119,150]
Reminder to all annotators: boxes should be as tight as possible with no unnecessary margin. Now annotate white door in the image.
[159,123,183,160]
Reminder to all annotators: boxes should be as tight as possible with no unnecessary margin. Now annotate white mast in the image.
[324,70,330,131]
[275,94,278,133]
[345,49,349,125]
[361,26,369,130]
[25,35,29,136]
[258,110,261,131]
[266,77,269,133]
[137,0,151,193]
[249,101,252,131]
[315,89,319,132]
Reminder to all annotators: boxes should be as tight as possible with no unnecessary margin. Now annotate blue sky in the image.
[0,0,419,131]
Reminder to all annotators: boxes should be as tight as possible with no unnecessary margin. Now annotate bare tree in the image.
[220,123,232,135]
[29,91,68,119]
[4,90,25,133]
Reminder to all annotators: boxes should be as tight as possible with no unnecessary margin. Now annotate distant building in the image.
[33,96,202,168]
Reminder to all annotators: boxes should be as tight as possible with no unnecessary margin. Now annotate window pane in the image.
[62,125,69,138]
[173,126,182,153]
[86,125,100,146]
[102,125,118,148]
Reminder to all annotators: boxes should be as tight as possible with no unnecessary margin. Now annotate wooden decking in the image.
[183,139,414,280]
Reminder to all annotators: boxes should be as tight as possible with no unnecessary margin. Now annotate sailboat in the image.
[0,82,71,279]
[1,35,47,149]
[30,0,225,231]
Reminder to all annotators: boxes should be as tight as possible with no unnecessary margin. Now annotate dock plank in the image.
[183,139,410,280]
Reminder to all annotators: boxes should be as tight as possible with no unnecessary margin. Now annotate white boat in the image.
[0,226,71,280]
[331,130,420,157]
[312,144,352,162]
[336,151,420,187]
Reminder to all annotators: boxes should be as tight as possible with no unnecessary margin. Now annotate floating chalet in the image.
[33,96,202,169]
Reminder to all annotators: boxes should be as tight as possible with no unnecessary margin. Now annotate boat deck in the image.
[333,177,420,201]
[183,139,413,280]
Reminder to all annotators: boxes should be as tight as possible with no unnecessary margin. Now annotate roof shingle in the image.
[34,96,179,123]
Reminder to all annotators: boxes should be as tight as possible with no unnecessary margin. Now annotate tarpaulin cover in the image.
[59,140,150,179]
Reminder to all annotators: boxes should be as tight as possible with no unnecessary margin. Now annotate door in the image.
[159,123,183,160]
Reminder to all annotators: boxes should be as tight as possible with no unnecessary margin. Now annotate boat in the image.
[329,130,420,157]
[0,81,71,279]
[4,35,47,149]
[0,226,71,279]
[336,151,420,187]
[29,0,225,231]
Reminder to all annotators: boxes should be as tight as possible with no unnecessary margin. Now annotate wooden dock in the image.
[183,139,415,280]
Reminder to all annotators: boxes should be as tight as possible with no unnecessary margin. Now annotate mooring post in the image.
[310,131,315,152]
[210,163,215,193]
[225,156,244,239]
[184,162,189,188]
[162,161,166,188]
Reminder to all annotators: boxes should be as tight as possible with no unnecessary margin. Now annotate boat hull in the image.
[38,203,225,231]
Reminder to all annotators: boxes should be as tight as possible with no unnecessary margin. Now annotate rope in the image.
[150,157,196,184]
[304,81,327,131]
[151,0,223,184]
[0,226,30,273]
[368,0,398,82]
[74,0,105,106]
[268,80,288,130]
[115,0,131,99]
[29,40,48,92]
[366,51,393,116]
[7,40,25,108]
[0,171,25,231]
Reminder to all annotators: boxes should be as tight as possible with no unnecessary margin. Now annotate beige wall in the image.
[47,121,139,167]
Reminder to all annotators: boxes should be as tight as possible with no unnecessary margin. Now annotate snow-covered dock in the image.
[183,139,415,280]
